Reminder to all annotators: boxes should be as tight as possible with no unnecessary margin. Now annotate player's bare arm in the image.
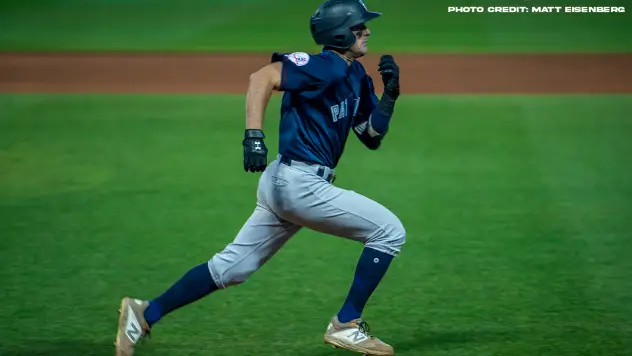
[245,62,282,130]
[242,62,282,173]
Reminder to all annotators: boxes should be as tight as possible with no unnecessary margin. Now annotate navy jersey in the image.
[271,50,379,168]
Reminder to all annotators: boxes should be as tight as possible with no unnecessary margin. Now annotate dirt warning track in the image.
[1,53,631,94]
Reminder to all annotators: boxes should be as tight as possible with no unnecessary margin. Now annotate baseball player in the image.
[115,1,404,355]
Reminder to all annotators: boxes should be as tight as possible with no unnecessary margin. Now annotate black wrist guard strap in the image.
[244,129,265,139]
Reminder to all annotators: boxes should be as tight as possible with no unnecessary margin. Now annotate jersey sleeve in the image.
[271,52,329,94]
[354,74,380,123]
[352,74,384,149]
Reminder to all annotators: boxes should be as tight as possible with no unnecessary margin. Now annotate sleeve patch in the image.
[285,52,310,66]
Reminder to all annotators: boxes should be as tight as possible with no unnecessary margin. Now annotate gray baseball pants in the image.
[207,155,406,289]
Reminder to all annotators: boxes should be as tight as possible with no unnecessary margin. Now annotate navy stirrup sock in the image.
[144,263,218,326]
[337,247,394,323]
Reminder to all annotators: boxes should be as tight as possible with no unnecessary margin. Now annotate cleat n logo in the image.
[347,330,368,343]
[125,306,142,343]
[126,322,140,342]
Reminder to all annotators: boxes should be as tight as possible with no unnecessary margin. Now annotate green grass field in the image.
[2,0,631,355]
[1,0,631,53]
[2,94,631,356]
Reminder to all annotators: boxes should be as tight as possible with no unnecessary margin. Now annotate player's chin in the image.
[354,47,368,58]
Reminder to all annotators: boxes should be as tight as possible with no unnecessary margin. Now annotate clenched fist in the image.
[243,129,268,172]
[377,55,400,100]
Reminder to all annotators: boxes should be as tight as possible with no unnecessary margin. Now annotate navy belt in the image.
[279,156,336,183]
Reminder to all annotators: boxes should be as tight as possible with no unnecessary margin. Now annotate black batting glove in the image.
[242,129,268,173]
[377,55,400,101]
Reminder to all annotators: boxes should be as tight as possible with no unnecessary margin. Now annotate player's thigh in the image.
[297,185,406,255]
[208,204,301,288]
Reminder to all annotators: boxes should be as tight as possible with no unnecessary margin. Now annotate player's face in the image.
[348,23,371,58]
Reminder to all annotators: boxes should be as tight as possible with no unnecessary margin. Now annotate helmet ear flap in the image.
[312,25,355,49]
[334,30,356,48]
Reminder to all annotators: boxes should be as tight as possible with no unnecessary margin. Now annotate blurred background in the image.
[1,0,631,52]
[1,1,631,356]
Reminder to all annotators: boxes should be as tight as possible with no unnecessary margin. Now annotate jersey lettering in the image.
[331,98,348,122]
[352,98,361,118]
[331,97,361,122]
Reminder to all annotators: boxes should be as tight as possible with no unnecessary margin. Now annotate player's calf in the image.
[134,263,219,329]
[333,214,406,351]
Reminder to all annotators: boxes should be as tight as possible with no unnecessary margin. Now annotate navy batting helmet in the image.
[310,0,381,49]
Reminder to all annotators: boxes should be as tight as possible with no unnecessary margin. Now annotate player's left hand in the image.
[243,129,268,173]
[378,55,400,100]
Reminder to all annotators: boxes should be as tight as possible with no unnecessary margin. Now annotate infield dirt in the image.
[1,53,631,94]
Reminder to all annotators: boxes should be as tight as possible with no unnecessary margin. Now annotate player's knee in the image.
[222,267,253,287]
[366,217,406,255]
[387,219,407,249]
[208,255,259,289]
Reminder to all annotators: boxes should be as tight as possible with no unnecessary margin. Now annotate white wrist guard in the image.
[353,115,381,138]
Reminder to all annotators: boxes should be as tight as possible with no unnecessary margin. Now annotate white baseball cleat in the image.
[115,297,151,356]
[323,315,394,356]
